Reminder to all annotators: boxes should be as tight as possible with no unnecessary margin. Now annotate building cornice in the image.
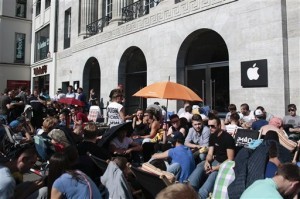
[57,0,237,60]
[0,15,32,23]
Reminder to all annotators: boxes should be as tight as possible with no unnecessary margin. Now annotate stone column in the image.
[80,0,98,35]
[110,0,124,25]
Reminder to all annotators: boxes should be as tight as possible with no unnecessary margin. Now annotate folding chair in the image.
[130,166,171,199]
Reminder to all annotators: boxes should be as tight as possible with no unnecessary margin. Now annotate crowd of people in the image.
[0,85,300,199]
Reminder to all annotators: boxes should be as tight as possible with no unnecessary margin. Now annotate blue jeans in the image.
[166,162,181,181]
[188,160,219,199]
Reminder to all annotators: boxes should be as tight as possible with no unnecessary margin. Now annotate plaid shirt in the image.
[212,160,235,199]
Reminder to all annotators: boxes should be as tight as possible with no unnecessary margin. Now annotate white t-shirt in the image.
[241,111,255,123]
[107,102,124,127]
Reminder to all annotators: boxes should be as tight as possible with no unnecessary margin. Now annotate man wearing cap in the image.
[251,109,268,130]
[152,132,195,183]
[241,163,300,199]
[283,104,300,138]
[9,120,32,143]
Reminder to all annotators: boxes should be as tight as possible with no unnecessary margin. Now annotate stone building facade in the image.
[31,0,300,116]
[0,0,32,92]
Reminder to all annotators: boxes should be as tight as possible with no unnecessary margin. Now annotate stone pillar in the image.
[110,0,124,25]
[79,0,98,35]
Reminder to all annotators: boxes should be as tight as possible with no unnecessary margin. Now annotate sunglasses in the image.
[171,120,179,124]
[208,125,217,129]
[288,109,295,112]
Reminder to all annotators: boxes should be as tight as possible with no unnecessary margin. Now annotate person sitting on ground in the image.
[58,112,67,126]
[260,117,297,152]
[283,104,300,140]
[132,108,161,143]
[224,104,242,125]
[241,163,300,199]
[239,103,255,129]
[225,112,242,136]
[101,157,133,199]
[256,106,273,122]
[48,150,102,199]
[132,108,147,137]
[48,129,71,152]
[37,116,58,136]
[152,132,195,183]
[77,122,110,160]
[109,127,142,157]
[70,106,88,131]
[163,114,187,144]
[251,109,268,130]
[177,101,190,117]
[184,114,210,162]
[9,119,32,143]
[188,116,235,199]
[179,105,193,123]
[0,145,45,199]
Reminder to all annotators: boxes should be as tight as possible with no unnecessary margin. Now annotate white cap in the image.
[255,109,263,117]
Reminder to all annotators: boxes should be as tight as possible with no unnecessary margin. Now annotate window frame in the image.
[64,8,71,49]
[106,0,113,18]
[15,33,26,63]
[16,0,27,18]
[34,25,50,62]
[36,0,41,16]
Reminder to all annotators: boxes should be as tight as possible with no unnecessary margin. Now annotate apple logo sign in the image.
[241,59,268,87]
[247,63,259,80]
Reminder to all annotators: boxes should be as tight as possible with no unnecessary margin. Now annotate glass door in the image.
[186,62,229,112]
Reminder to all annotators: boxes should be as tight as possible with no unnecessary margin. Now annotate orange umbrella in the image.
[133,81,202,101]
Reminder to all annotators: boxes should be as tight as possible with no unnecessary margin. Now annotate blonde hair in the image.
[156,184,198,199]
[42,117,58,133]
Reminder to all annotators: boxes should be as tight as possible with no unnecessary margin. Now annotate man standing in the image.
[152,132,195,183]
[107,89,131,127]
[185,114,210,161]
[241,163,300,199]
[188,116,235,199]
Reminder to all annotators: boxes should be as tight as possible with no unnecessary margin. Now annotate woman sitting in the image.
[132,108,148,137]
[109,127,142,158]
[163,114,187,144]
[48,148,102,199]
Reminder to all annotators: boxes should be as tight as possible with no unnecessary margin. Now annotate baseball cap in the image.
[9,120,21,129]
[255,109,263,117]
[170,132,185,143]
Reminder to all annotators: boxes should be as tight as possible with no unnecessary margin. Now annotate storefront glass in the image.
[35,25,50,62]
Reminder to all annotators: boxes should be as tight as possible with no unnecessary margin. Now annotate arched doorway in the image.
[119,47,147,114]
[83,57,101,105]
[177,29,229,113]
